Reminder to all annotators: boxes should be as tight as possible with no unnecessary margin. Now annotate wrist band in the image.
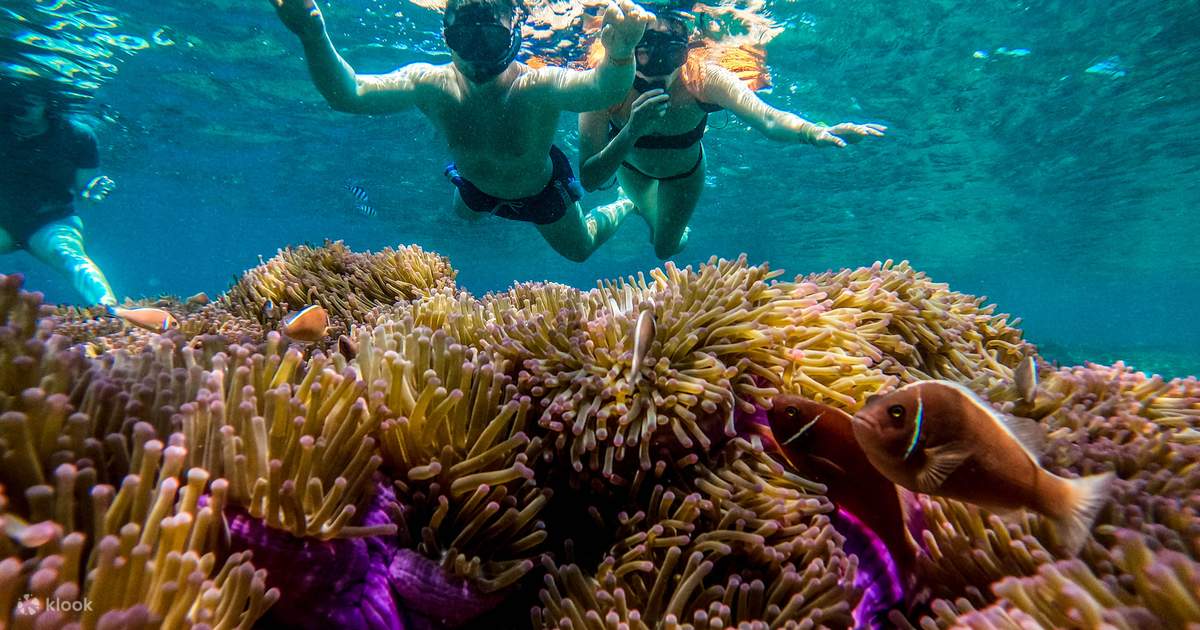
[609,55,634,66]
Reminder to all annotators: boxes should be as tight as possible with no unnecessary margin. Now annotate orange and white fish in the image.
[107,306,179,333]
[851,380,1113,555]
[280,304,329,342]
[259,299,277,324]
[765,394,914,575]
[1014,355,1038,405]
[628,302,656,386]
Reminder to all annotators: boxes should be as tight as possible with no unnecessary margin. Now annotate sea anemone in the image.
[487,256,885,493]
[0,274,279,627]
[176,334,389,540]
[223,241,457,332]
[373,286,492,349]
[534,476,859,628]
[356,318,548,596]
[4,251,1198,630]
[796,260,1031,387]
[0,385,278,627]
[901,529,1200,629]
[41,296,263,359]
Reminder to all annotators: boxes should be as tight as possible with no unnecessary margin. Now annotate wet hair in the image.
[0,76,81,122]
[634,8,692,48]
[444,0,521,24]
[657,11,693,39]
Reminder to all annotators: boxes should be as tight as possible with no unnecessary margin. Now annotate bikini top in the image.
[608,100,723,150]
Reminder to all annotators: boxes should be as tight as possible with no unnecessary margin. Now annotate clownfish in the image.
[280,304,329,342]
[764,394,915,576]
[107,306,179,333]
[628,302,656,386]
[1014,355,1038,405]
[851,380,1113,555]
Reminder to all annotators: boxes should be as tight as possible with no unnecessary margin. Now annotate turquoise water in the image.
[2,0,1198,377]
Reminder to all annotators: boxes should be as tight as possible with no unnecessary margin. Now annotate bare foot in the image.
[596,196,636,224]
[665,226,690,256]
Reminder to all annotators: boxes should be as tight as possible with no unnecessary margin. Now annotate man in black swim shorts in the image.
[270,0,654,261]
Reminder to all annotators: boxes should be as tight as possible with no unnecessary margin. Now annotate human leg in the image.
[615,153,703,260]
[616,166,659,236]
[644,152,705,260]
[25,215,117,306]
[535,198,634,262]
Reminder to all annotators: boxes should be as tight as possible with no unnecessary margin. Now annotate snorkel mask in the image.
[444,2,522,83]
[633,14,692,90]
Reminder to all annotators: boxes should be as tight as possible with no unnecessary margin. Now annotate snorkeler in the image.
[578,10,887,259]
[269,0,655,262]
[0,80,117,306]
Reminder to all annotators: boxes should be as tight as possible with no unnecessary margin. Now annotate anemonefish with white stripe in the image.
[280,304,329,342]
[107,306,179,333]
[628,301,656,386]
[851,380,1113,555]
[764,394,915,576]
[1013,355,1038,405]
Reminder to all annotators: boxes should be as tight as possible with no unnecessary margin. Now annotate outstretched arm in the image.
[74,169,100,201]
[699,64,886,147]
[530,0,654,113]
[72,126,109,202]
[269,0,432,114]
[578,90,670,191]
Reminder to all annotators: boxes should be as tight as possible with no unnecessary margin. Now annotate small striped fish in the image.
[344,179,377,218]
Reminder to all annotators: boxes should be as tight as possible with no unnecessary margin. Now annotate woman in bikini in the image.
[578,10,886,259]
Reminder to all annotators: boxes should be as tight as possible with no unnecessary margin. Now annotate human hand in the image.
[82,175,115,201]
[810,122,887,148]
[268,0,327,41]
[600,0,655,59]
[625,89,670,138]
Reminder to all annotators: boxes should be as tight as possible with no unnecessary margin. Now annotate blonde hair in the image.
[585,36,770,101]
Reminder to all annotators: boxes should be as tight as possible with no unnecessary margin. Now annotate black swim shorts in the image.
[444,144,584,225]
[2,203,75,249]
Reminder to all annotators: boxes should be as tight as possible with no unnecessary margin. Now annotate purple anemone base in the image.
[830,508,905,628]
[223,478,502,629]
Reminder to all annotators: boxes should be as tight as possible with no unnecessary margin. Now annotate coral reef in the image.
[1,243,1197,629]
[358,318,549,593]
[0,274,278,628]
[530,439,861,629]
[224,241,457,334]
